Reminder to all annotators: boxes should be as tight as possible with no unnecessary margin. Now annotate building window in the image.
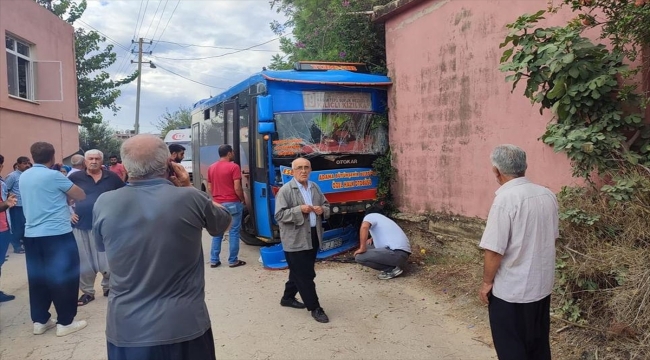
[5,35,33,100]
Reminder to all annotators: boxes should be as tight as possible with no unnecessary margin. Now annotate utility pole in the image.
[131,38,154,135]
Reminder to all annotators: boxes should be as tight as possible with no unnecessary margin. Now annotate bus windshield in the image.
[274,112,387,157]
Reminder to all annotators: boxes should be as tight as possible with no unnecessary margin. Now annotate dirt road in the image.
[0,232,495,360]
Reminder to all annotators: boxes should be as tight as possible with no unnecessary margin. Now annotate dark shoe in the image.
[13,247,25,254]
[280,297,306,309]
[228,260,246,268]
[311,307,329,323]
[210,262,221,268]
[0,291,16,302]
[77,294,95,306]
[103,289,109,297]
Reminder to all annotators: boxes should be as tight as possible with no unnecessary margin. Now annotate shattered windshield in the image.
[273,112,387,157]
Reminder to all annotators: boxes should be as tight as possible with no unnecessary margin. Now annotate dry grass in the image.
[555,170,650,359]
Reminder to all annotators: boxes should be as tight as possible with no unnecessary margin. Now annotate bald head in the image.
[121,134,169,180]
[71,154,85,169]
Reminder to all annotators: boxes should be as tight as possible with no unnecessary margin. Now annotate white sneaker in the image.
[56,320,87,337]
[378,266,404,280]
[33,318,57,335]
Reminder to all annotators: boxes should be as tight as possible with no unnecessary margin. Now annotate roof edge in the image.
[372,0,429,23]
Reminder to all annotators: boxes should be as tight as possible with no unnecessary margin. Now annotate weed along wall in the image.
[376,0,580,219]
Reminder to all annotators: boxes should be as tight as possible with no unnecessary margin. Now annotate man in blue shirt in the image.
[20,142,88,337]
[5,156,30,254]
[69,149,124,306]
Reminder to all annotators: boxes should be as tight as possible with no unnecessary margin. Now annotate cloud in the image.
[76,0,287,133]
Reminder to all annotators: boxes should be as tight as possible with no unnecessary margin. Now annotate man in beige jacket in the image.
[274,157,330,323]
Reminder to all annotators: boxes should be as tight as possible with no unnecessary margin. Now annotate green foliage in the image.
[563,0,650,61]
[269,0,391,73]
[372,147,396,210]
[78,122,122,158]
[35,0,137,128]
[155,106,192,139]
[500,10,650,179]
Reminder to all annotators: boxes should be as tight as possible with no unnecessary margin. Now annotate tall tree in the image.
[35,0,137,128]
[155,106,192,139]
[78,121,123,159]
[269,0,392,73]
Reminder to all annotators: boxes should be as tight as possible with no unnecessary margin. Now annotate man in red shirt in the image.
[108,155,127,182]
[207,144,246,268]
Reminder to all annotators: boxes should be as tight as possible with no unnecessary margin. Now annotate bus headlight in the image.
[365,203,372,209]
[332,206,340,213]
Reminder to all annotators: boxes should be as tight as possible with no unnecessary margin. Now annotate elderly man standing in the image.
[478,144,559,360]
[20,142,88,336]
[274,157,330,323]
[93,135,231,360]
[69,150,124,306]
[67,154,85,177]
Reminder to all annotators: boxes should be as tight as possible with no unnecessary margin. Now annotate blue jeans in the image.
[210,202,243,265]
[0,230,13,275]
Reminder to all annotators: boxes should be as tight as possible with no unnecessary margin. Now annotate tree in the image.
[35,0,137,128]
[78,121,123,159]
[155,106,192,139]
[269,0,392,73]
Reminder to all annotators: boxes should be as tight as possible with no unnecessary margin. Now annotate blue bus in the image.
[191,61,391,258]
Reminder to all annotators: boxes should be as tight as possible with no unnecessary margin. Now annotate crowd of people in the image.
[0,141,558,360]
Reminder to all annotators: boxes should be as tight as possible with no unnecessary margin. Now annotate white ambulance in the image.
[163,128,193,180]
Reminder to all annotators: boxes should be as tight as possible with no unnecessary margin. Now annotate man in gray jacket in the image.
[274,157,330,323]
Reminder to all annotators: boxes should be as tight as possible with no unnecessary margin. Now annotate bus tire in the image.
[240,209,268,246]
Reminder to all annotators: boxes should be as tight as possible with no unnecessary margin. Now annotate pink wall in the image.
[0,0,79,175]
[384,0,582,218]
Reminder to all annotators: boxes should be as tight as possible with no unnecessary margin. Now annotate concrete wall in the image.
[384,0,581,218]
[0,0,79,175]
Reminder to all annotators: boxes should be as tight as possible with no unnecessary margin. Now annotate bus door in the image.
[191,122,201,189]
[250,96,273,240]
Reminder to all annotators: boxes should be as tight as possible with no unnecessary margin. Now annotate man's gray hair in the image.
[121,134,169,180]
[84,149,103,160]
[490,144,527,177]
[71,154,85,166]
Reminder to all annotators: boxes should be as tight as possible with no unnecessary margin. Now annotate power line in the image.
[149,0,170,47]
[154,64,227,89]
[132,0,145,40]
[151,39,278,52]
[149,55,241,82]
[150,0,181,53]
[153,37,280,61]
[135,0,150,39]
[143,0,163,41]
[76,20,130,51]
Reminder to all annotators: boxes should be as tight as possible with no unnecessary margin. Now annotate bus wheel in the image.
[240,210,267,246]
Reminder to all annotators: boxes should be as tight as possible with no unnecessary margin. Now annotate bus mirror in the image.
[258,122,276,134]
[257,95,274,122]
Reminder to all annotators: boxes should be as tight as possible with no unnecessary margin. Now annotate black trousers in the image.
[24,232,80,325]
[283,228,321,311]
[489,294,552,360]
[107,328,216,360]
[9,206,25,250]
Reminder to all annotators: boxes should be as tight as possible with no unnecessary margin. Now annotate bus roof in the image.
[192,69,392,111]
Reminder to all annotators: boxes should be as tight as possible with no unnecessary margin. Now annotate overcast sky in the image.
[75,0,287,134]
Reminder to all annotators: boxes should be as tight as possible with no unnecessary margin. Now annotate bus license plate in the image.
[321,238,343,251]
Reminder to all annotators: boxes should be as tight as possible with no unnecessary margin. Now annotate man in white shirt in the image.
[478,144,558,360]
[354,210,411,280]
